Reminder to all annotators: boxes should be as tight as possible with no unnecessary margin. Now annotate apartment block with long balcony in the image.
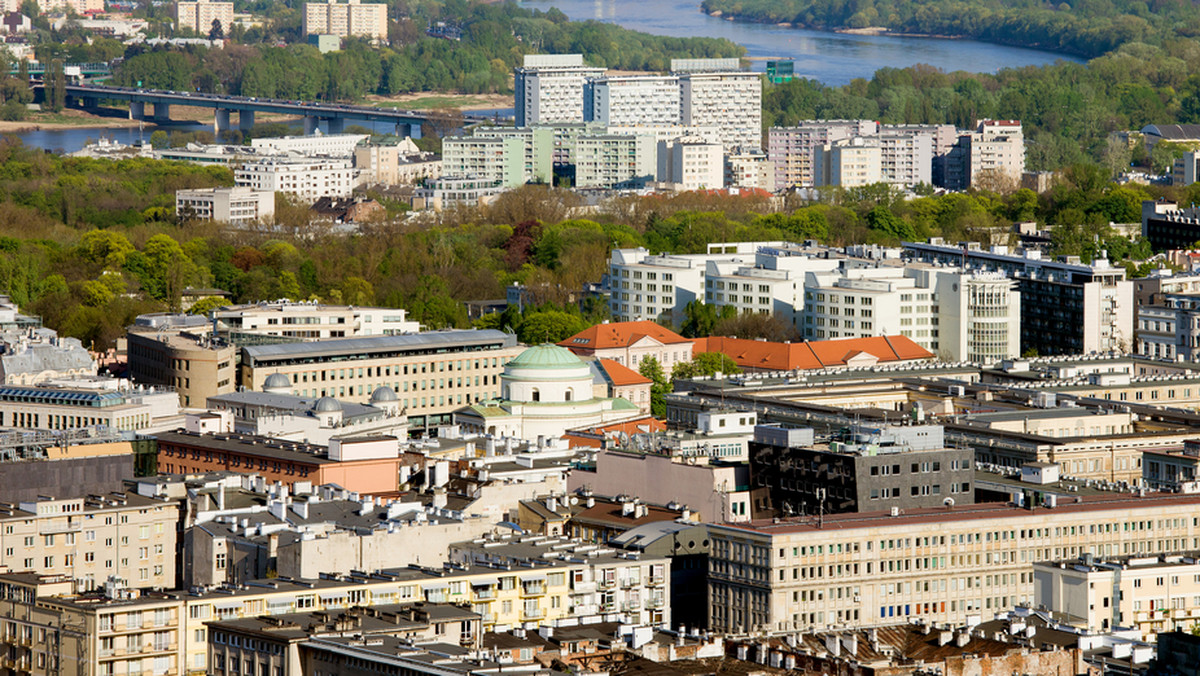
[0,492,180,594]
[767,120,879,190]
[679,71,762,152]
[584,75,681,127]
[707,492,1200,635]
[573,133,657,189]
[302,0,386,39]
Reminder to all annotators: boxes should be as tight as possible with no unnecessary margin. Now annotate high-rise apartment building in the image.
[944,120,1025,190]
[573,133,657,189]
[176,0,233,34]
[514,54,605,127]
[679,71,762,152]
[302,0,387,39]
[585,75,681,127]
[657,137,725,190]
[768,120,878,190]
[813,137,882,187]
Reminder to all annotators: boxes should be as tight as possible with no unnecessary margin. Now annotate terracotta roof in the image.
[563,416,665,448]
[597,359,652,386]
[692,335,933,371]
[559,321,691,351]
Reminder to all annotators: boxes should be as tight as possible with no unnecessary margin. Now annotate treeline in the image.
[109,0,742,99]
[701,0,1197,58]
[0,152,1187,350]
[762,40,1200,170]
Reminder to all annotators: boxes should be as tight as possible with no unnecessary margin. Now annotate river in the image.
[12,0,1081,152]
[518,0,1083,85]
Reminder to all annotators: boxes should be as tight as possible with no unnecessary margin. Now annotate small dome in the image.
[370,386,398,403]
[506,344,586,370]
[311,396,342,413]
[263,373,291,390]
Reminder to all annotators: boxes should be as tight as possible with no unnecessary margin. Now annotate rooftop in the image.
[560,321,691,351]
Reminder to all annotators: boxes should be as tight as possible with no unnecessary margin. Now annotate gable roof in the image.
[692,335,933,371]
[596,359,652,386]
[559,321,691,351]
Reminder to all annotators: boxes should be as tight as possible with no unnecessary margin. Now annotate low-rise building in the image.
[0,379,182,433]
[248,132,369,157]
[353,138,440,185]
[213,300,421,340]
[560,321,695,372]
[234,158,355,203]
[412,175,505,211]
[205,379,406,445]
[175,187,275,225]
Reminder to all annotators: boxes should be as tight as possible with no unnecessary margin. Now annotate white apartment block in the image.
[234,158,354,203]
[657,137,725,190]
[768,120,878,190]
[585,75,681,127]
[704,252,839,327]
[302,0,387,39]
[514,54,605,127]
[680,71,762,152]
[213,300,421,338]
[175,187,275,225]
[353,141,440,185]
[1034,554,1200,640]
[574,134,657,189]
[945,120,1026,190]
[607,243,780,325]
[176,0,233,33]
[249,133,369,157]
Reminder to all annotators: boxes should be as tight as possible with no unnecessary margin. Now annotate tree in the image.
[638,355,670,417]
[516,309,588,345]
[149,130,169,150]
[681,300,736,338]
[209,18,224,41]
[187,296,228,316]
[673,351,742,379]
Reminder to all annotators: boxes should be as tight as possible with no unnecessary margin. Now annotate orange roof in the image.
[563,416,666,448]
[559,321,692,351]
[597,359,652,386]
[693,335,933,371]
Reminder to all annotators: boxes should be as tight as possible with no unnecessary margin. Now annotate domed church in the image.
[452,344,642,439]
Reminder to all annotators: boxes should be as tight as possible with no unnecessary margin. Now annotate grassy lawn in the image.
[373,95,499,110]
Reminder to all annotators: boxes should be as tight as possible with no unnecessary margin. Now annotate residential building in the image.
[353,138,440,185]
[238,330,522,430]
[605,243,770,325]
[802,265,941,352]
[768,120,878,190]
[657,137,724,190]
[0,573,187,676]
[706,492,1200,634]
[559,320,695,371]
[749,423,975,516]
[905,239,1133,355]
[248,132,369,156]
[411,175,505,211]
[679,71,762,151]
[444,127,554,187]
[1034,553,1200,640]
[234,158,355,203]
[584,74,681,127]
[175,187,275,225]
[944,120,1026,190]
[301,0,387,39]
[703,249,839,327]
[213,300,420,340]
[1142,200,1200,251]
[813,137,881,187]
[175,0,232,33]
[452,344,642,439]
[0,491,180,592]
[725,149,770,190]
[927,269,1021,364]
[513,54,605,127]
[689,335,934,373]
[573,133,657,189]
[126,322,236,408]
[0,380,182,433]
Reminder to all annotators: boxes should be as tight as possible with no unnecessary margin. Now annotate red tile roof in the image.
[563,416,666,448]
[692,335,933,371]
[559,321,692,351]
[597,359,652,386]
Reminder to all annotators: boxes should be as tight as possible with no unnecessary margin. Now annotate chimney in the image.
[938,631,953,646]
[432,487,447,509]
[955,632,970,648]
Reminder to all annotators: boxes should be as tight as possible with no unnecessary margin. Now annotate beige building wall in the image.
[176,0,234,33]
[127,330,236,408]
[708,494,1200,635]
[302,0,386,38]
[0,495,180,592]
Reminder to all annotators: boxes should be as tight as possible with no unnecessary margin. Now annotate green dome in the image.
[506,344,586,370]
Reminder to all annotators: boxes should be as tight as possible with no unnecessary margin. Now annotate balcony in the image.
[475,589,496,600]
[520,584,546,598]
[621,578,641,589]
[601,602,617,613]
[522,607,544,620]
[598,578,616,590]
[621,601,642,612]
[646,597,665,609]
[572,580,596,593]
[460,632,476,647]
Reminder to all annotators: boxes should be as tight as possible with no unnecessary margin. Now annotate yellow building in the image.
[302,0,387,39]
[176,0,234,34]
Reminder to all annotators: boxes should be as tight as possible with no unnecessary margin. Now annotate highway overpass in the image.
[56,84,458,137]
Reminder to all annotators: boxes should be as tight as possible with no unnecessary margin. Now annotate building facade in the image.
[176,0,233,34]
[585,75,681,127]
[214,301,420,340]
[234,158,355,203]
[175,187,275,225]
[513,54,605,127]
[301,0,387,39]
[573,133,657,189]
[679,71,761,152]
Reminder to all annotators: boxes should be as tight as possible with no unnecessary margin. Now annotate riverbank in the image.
[367,92,513,111]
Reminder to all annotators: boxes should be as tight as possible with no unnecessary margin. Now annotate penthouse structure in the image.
[238,330,522,430]
[213,300,421,341]
[302,0,387,39]
[749,424,975,517]
[514,54,605,127]
[0,491,180,592]
[905,239,1132,356]
[707,492,1200,634]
